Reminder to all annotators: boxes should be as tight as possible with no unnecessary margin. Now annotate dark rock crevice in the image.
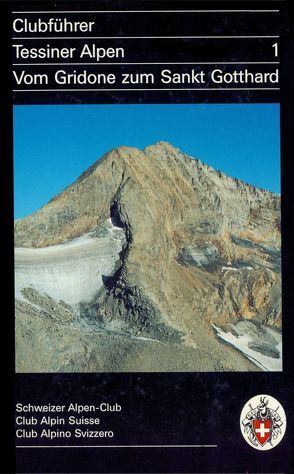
[95,197,180,342]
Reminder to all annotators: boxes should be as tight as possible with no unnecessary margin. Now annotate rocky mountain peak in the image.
[15,142,280,248]
[144,140,183,155]
[15,142,281,372]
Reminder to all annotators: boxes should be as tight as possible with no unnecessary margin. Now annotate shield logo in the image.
[252,419,272,446]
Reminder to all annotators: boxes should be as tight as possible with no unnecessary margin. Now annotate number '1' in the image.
[272,43,278,57]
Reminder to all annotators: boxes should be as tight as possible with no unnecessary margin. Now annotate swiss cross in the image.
[252,419,272,445]
[255,422,270,438]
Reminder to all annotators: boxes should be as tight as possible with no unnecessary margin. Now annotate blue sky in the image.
[14,103,280,219]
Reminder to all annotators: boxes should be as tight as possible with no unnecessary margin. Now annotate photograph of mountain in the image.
[14,104,281,372]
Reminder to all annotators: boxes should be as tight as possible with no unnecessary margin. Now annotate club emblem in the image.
[240,395,286,450]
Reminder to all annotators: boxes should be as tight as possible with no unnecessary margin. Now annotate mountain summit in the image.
[15,142,281,372]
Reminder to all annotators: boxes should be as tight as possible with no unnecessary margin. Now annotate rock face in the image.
[15,142,281,372]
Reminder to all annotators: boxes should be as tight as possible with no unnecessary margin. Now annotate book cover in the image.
[1,1,293,473]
